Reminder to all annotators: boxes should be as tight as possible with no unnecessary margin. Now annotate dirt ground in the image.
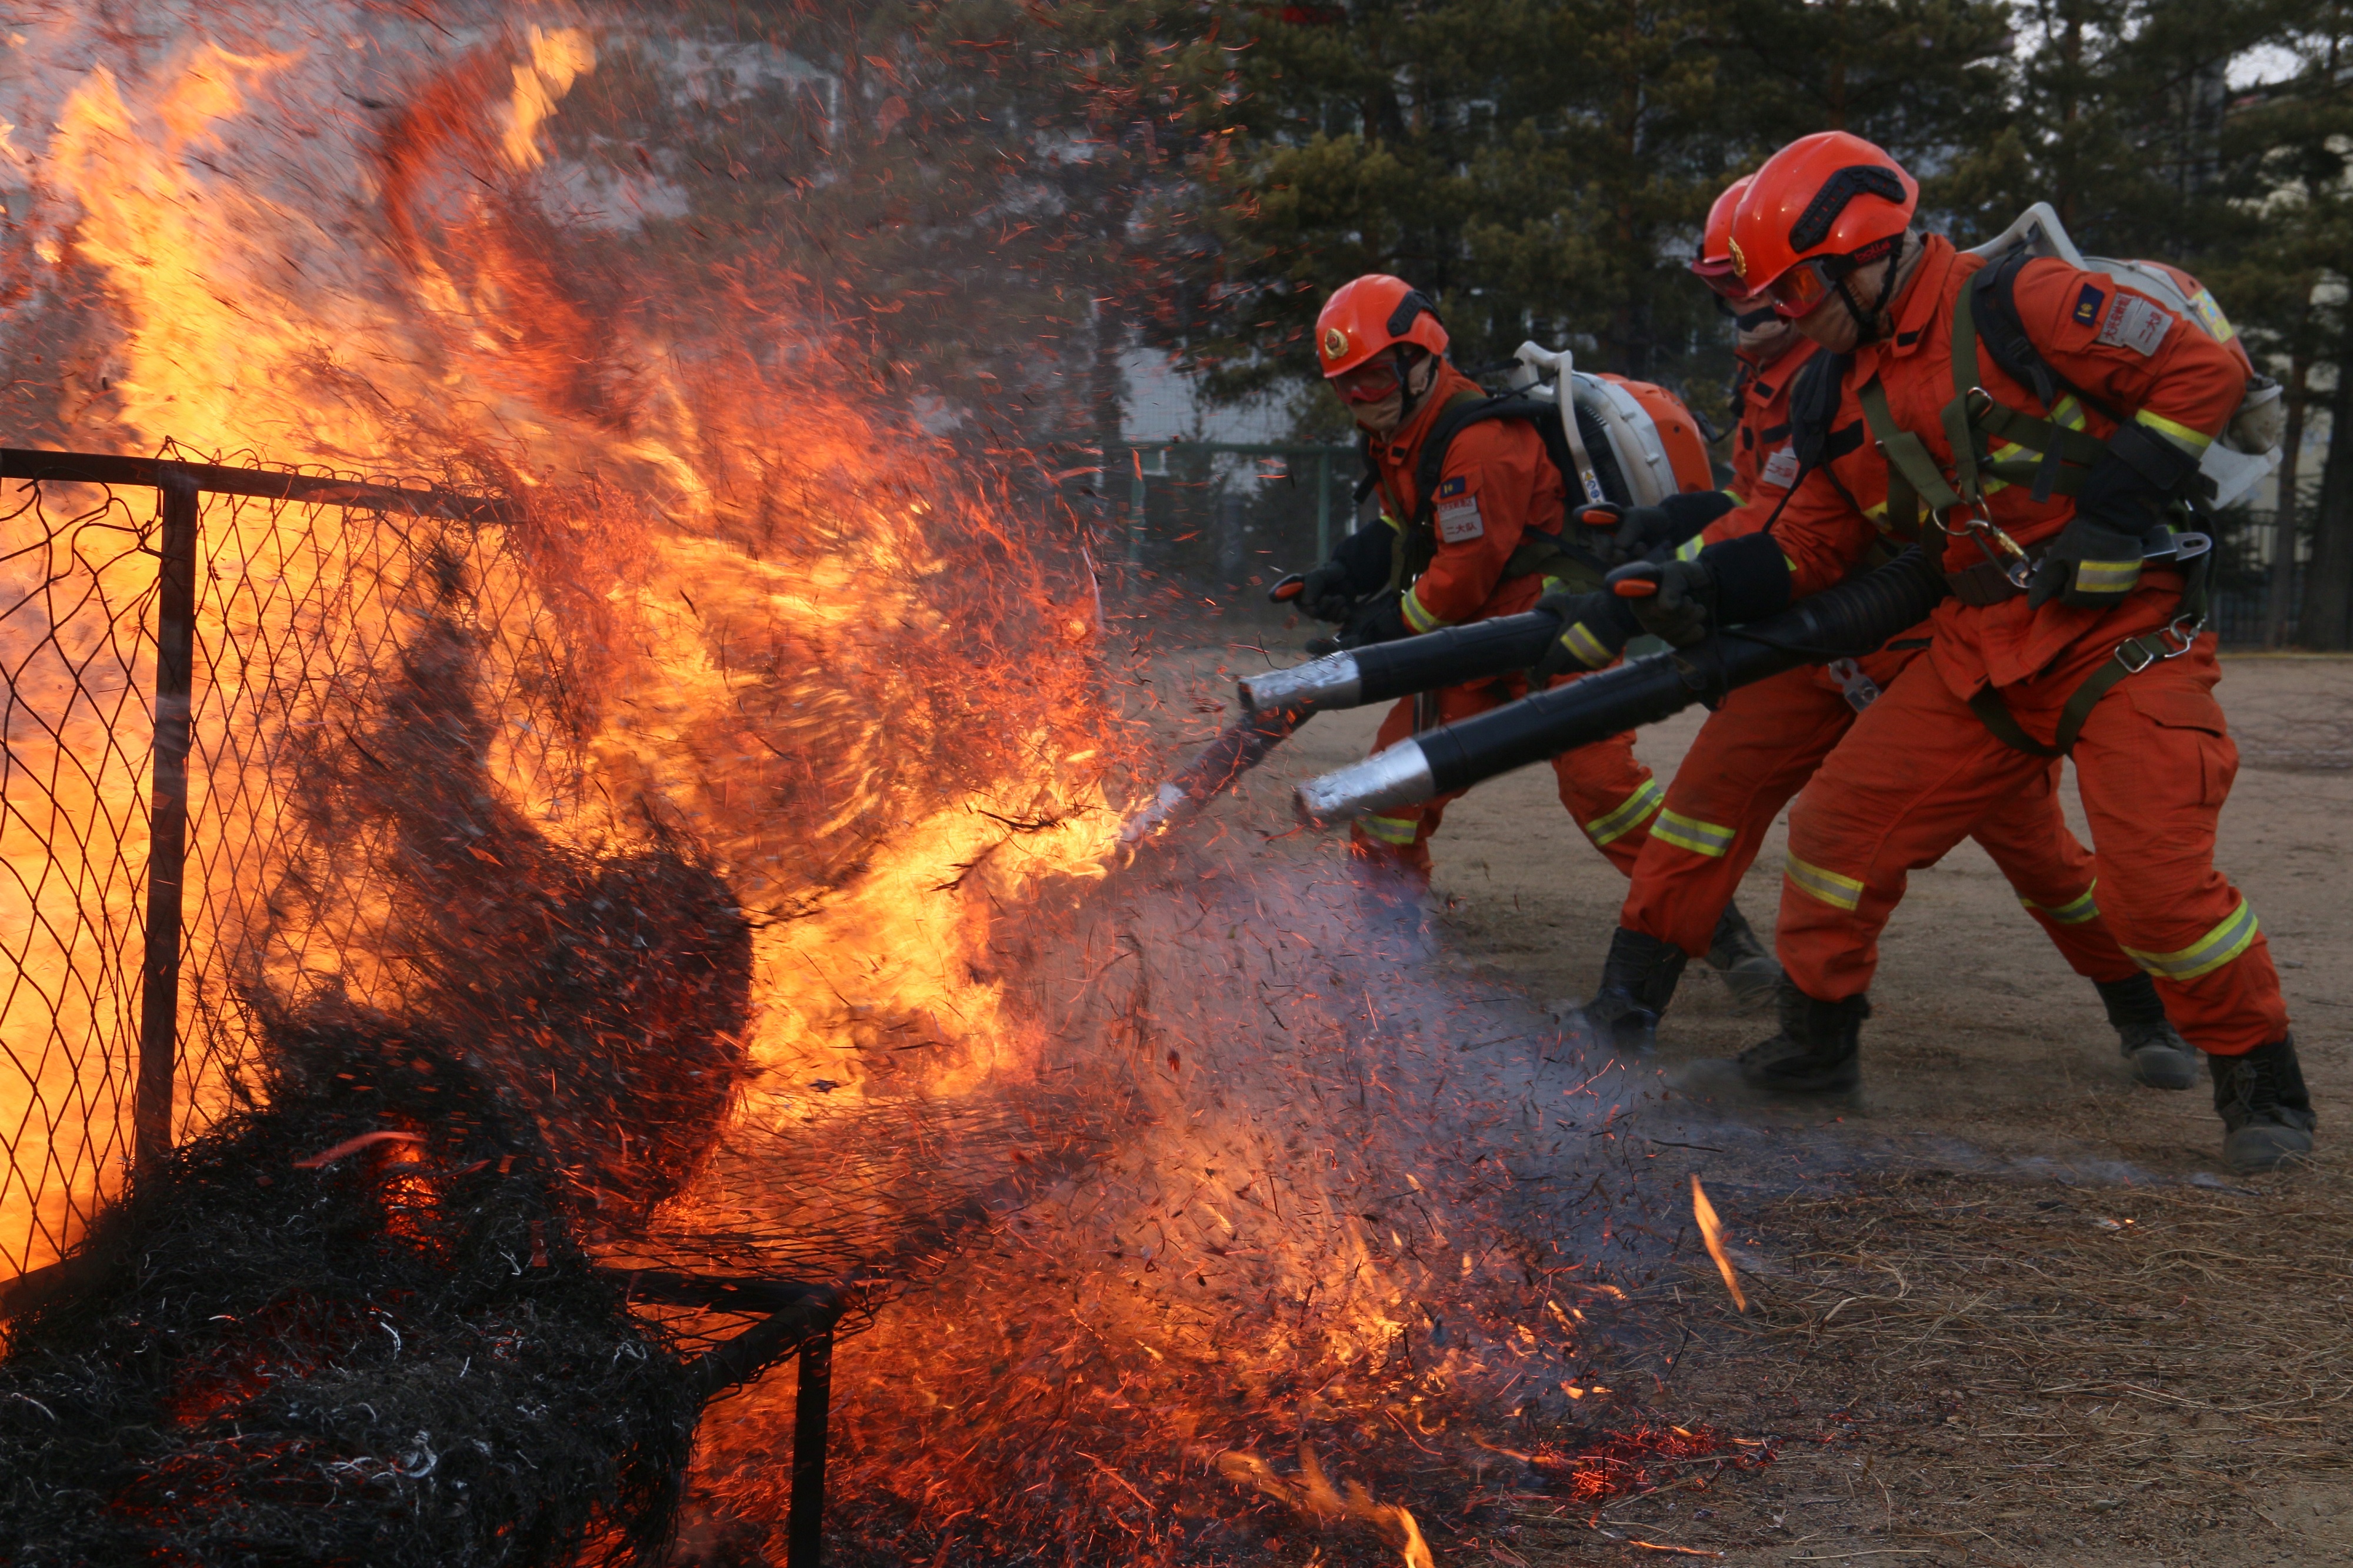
[1159,624,2353,1568]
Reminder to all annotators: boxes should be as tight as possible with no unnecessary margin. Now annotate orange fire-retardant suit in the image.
[1764,235,2287,1057]
[1349,359,1664,879]
[1612,333,2139,990]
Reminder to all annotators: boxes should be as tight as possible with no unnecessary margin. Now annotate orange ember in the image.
[1691,1174,1747,1313]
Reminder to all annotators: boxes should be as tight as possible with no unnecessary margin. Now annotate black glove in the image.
[2026,516,2147,609]
[1529,588,1639,680]
[1609,558,1715,647]
[1297,560,1357,623]
[1572,503,1674,569]
[1338,593,1410,648]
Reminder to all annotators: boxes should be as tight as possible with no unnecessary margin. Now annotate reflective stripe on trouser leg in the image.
[1585,778,1665,848]
[1965,757,2140,985]
[1544,709,1658,879]
[2124,899,2261,982]
[1652,809,1735,858]
[2064,639,2288,1056]
[1355,813,1421,847]
[1622,667,1869,958]
[1777,653,2055,1003]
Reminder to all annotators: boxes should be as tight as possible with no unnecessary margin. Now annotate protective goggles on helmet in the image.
[1761,233,1899,318]
[1328,352,1412,405]
[1689,256,1751,301]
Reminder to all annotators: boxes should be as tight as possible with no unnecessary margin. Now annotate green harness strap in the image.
[1863,279,2212,759]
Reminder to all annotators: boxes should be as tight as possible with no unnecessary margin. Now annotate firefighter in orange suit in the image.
[1295,274,1671,885]
[1627,131,2305,1172]
[1557,176,2195,1093]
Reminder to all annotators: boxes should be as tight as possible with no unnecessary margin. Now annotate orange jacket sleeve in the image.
[1399,417,1555,632]
[2009,259,2245,459]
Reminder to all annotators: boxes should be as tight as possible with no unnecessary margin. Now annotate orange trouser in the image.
[1351,668,1660,882]
[1621,654,2139,985]
[1779,629,2287,1056]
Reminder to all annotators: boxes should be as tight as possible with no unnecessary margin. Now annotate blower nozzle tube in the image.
[1294,547,1948,825]
[1239,610,1560,716]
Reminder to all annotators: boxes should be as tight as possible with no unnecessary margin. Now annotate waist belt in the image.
[1947,559,2025,606]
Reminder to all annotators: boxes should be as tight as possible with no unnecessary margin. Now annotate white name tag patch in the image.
[2097,294,2172,357]
[1436,497,1484,543]
[1761,445,1800,488]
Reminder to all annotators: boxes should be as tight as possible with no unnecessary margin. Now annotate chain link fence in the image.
[0,450,550,1282]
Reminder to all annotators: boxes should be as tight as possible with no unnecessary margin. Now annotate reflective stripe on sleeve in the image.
[1563,621,1614,669]
[1401,585,1448,635]
[1652,808,1736,859]
[1584,778,1664,846]
[1356,813,1421,847]
[1674,536,1705,562]
[2134,408,2215,456]
[2019,882,2100,925]
[2124,899,2261,982]
[1784,852,1865,911]
[2073,558,2142,592]
[1721,488,1744,505]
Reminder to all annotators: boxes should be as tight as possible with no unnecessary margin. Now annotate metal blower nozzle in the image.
[1237,652,1362,716]
[1294,740,1437,828]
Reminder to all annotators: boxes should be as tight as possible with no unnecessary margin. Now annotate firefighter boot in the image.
[1732,975,1867,1094]
[1704,900,1781,1011]
[2094,973,2199,1091]
[1578,927,1688,1054]
[2211,1036,2317,1174]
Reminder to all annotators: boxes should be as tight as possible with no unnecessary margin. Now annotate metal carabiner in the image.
[2159,616,2204,658]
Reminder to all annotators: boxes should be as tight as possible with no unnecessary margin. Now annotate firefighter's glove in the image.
[1610,559,1715,648]
[2026,516,2147,610]
[1339,595,1410,649]
[1297,561,1358,623]
[1531,588,1637,682]
[1575,503,1670,569]
[2072,421,2207,538]
[1302,519,1401,622]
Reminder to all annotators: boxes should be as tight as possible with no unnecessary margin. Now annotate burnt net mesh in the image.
[0,455,875,1562]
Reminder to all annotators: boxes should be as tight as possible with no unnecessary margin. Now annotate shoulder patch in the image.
[2096,293,2173,357]
[1434,492,1484,544]
[2072,282,2106,327]
[1436,475,1468,500]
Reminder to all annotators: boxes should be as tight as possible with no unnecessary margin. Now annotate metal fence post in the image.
[135,467,198,1171]
[787,1326,835,1567]
[1126,446,1148,568]
[1315,448,1332,561]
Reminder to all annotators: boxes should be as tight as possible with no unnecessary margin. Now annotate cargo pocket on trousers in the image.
[2125,683,2237,808]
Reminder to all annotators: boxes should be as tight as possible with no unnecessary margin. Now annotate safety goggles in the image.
[1328,355,1407,406]
[1762,252,1860,318]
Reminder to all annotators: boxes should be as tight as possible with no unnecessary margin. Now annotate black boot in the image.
[1705,900,1781,1010]
[1579,927,1688,1053]
[1732,975,1867,1094]
[2211,1036,2317,1173]
[2094,973,2198,1090]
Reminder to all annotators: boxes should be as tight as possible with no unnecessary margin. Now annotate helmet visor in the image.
[1689,255,1752,301]
[1328,354,1407,405]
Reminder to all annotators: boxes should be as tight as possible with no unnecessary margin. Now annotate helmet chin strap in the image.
[1392,346,1433,423]
[1832,237,1908,345]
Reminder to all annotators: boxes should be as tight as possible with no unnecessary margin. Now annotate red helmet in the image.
[1315,274,1449,379]
[1690,175,1753,300]
[1730,132,1918,319]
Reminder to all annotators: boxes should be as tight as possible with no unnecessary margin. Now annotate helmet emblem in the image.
[1322,326,1349,362]
[1728,237,1748,281]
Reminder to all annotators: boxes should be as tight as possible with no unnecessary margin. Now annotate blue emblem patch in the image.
[1436,475,1468,499]
[2072,282,2106,327]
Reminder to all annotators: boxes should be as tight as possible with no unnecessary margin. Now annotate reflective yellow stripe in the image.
[2125,899,2261,982]
[2051,394,2087,432]
[1721,487,1744,505]
[1564,622,1613,669]
[1674,536,1704,562]
[2020,882,2100,926]
[1357,813,1421,847]
[1652,808,1735,859]
[1400,585,1448,635]
[1584,778,1664,846]
[1784,853,1864,911]
[2134,408,2215,456]
[2073,559,2141,591]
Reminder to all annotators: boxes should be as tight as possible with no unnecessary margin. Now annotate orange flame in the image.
[1691,1173,1747,1312]
[1218,1443,1437,1568]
